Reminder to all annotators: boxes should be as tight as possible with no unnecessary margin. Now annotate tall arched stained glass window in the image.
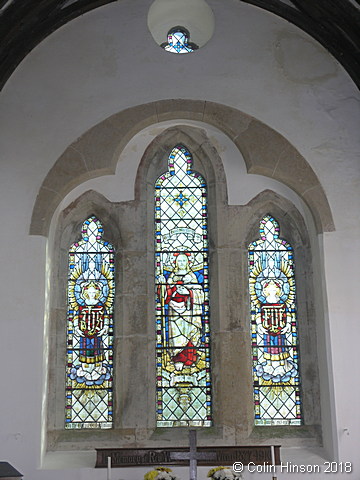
[248,215,302,425]
[155,145,211,427]
[65,216,115,429]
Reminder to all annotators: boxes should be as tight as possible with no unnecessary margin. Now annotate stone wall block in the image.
[70,117,126,175]
[216,331,246,425]
[156,99,206,122]
[274,144,319,193]
[30,186,63,236]
[121,252,148,294]
[43,146,90,193]
[204,102,252,139]
[303,184,335,232]
[119,335,152,428]
[121,293,149,336]
[235,120,287,176]
[116,202,147,251]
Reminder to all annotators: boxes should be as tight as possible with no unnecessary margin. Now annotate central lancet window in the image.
[155,145,211,427]
[248,215,302,425]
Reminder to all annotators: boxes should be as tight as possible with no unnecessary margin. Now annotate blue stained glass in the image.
[248,215,302,426]
[65,216,115,429]
[155,145,212,427]
[161,27,199,54]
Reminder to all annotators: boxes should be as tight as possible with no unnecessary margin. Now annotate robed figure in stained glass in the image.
[158,252,204,371]
[66,216,114,428]
[155,145,211,427]
[249,215,302,425]
[257,279,292,375]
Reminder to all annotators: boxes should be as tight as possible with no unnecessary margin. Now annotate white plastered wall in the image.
[0,0,359,479]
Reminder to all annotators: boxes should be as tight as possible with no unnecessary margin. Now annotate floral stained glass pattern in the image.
[65,216,115,429]
[155,145,211,427]
[248,215,302,425]
[161,27,198,54]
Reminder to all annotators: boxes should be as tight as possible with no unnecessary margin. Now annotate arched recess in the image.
[44,123,326,452]
[45,125,231,451]
[46,190,123,445]
[135,127,323,446]
[243,190,322,436]
[137,125,226,438]
[30,100,334,237]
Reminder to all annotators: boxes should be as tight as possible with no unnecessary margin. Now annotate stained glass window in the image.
[161,27,198,54]
[65,216,115,429]
[155,145,211,427]
[248,215,302,426]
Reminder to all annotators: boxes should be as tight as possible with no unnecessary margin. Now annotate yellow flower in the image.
[144,467,173,480]
[207,466,227,477]
[144,471,159,480]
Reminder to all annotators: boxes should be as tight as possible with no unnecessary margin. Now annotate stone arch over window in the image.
[42,119,327,456]
[154,145,211,427]
[29,100,334,238]
[243,190,321,440]
[135,125,226,438]
[46,190,123,449]
[65,214,115,429]
[45,126,230,451]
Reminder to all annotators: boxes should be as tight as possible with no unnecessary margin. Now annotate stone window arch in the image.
[46,191,122,449]
[154,144,211,427]
[65,214,115,429]
[243,191,321,441]
[36,104,330,460]
[135,125,226,439]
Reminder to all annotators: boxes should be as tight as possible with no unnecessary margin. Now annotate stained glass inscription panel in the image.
[155,145,212,427]
[65,216,115,429]
[248,215,302,426]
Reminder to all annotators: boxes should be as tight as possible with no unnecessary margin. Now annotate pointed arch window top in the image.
[248,214,302,426]
[250,215,291,251]
[161,27,198,54]
[155,145,211,427]
[65,215,115,429]
[168,145,192,175]
[155,145,205,190]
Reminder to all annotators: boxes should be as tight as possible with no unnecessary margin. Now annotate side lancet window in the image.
[155,145,211,427]
[65,216,115,429]
[248,215,302,425]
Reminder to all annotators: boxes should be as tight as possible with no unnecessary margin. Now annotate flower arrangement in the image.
[144,467,180,480]
[207,466,244,480]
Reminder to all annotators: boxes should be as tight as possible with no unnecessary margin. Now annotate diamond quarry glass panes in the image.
[155,145,211,427]
[248,215,302,425]
[161,26,198,54]
[65,216,115,429]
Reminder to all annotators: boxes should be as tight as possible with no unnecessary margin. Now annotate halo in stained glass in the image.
[65,216,115,429]
[161,26,198,54]
[155,145,211,427]
[248,215,302,426]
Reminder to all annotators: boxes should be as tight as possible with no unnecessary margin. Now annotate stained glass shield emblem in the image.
[155,145,212,427]
[65,216,115,429]
[248,215,302,425]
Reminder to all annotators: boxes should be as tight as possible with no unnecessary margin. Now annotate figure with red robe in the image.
[159,253,204,371]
